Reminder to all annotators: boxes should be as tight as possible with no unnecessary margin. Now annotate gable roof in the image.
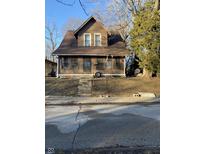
[53,31,129,56]
[53,16,129,57]
[74,16,110,36]
[58,30,77,48]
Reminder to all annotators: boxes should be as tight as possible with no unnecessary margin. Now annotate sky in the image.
[45,0,101,31]
[45,0,106,58]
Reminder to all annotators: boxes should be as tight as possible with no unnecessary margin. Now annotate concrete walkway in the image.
[77,78,92,96]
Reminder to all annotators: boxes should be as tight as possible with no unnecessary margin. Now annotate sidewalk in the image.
[45,94,159,105]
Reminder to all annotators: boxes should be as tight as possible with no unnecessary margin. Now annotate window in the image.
[94,33,101,46]
[84,33,91,46]
[96,58,105,70]
[115,58,123,69]
[71,58,78,73]
[61,57,70,69]
[106,58,112,69]
[83,58,91,72]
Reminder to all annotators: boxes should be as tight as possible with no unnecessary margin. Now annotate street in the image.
[45,103,160,152]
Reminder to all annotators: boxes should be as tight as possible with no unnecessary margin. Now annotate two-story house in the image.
[53,16,129,78]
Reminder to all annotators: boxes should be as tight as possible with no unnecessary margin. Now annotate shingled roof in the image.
[53,47,128,56]
[58,31,77,48]
[53,16,129,57]
[74,16,110,36]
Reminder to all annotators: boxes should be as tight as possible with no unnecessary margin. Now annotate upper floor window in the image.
[94,33,101,46]
[84,33,91,46]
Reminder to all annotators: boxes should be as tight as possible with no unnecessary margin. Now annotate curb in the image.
[45,95,159,106]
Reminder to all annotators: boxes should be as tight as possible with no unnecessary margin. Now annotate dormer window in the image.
[84,33,91,46]
[94,33,101,46]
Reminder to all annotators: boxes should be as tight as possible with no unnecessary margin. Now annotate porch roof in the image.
[53,47,129,57]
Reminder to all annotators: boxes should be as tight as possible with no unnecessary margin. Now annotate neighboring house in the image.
[53,16,129,78]
[45,59,57,77]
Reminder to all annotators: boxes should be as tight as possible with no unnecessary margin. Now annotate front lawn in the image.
[92,77,160,97]
[45,77,160,97]
[45,77,79,96]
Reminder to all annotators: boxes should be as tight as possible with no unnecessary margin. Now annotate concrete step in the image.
[77,79,92,95]
[78,87,92,91]
[77,93,92,97]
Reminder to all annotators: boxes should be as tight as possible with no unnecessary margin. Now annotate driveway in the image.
[45,103,160,152]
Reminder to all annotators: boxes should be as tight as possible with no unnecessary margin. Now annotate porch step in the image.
[77,93,91,96]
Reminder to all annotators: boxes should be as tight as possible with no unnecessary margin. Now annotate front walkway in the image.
[77,78,92,96]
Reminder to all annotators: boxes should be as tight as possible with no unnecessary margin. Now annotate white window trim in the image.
[94,33,101,46]
[84,33,91,46]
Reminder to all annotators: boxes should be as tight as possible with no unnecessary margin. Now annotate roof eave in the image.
[52,53,127,57]
[74,16,93,35]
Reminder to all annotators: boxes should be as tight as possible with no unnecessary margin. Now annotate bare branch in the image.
[45,21,60,61]
[55,0,75,6]
[78,0,89,16]
[91,0,134,46]
[56,0,89,16]
[62,17,84,34]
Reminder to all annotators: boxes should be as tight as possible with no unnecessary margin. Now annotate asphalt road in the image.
[45,103,160,151]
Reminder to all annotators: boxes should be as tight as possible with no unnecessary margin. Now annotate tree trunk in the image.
[142,68,152,78]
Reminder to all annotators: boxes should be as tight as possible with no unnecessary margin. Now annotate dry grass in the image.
[45,77,79,96]
[92,77,160,97]
[45,77,160,96]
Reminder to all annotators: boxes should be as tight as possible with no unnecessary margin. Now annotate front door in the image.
[83,58,91,73]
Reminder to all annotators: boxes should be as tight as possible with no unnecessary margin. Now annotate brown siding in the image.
[59,56,124,75]
[77,20,108,47]
[113,57,125,74]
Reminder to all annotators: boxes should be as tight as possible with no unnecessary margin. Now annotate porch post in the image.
[56,56,60,78]
[124,57,126,77]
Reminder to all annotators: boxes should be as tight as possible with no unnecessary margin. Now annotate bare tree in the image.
[91,0,139,46]
[56,0,150,46]
[91,0,158,47]
[45,22,60,62]
[62,17,84,35]
[52,0,158,53]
